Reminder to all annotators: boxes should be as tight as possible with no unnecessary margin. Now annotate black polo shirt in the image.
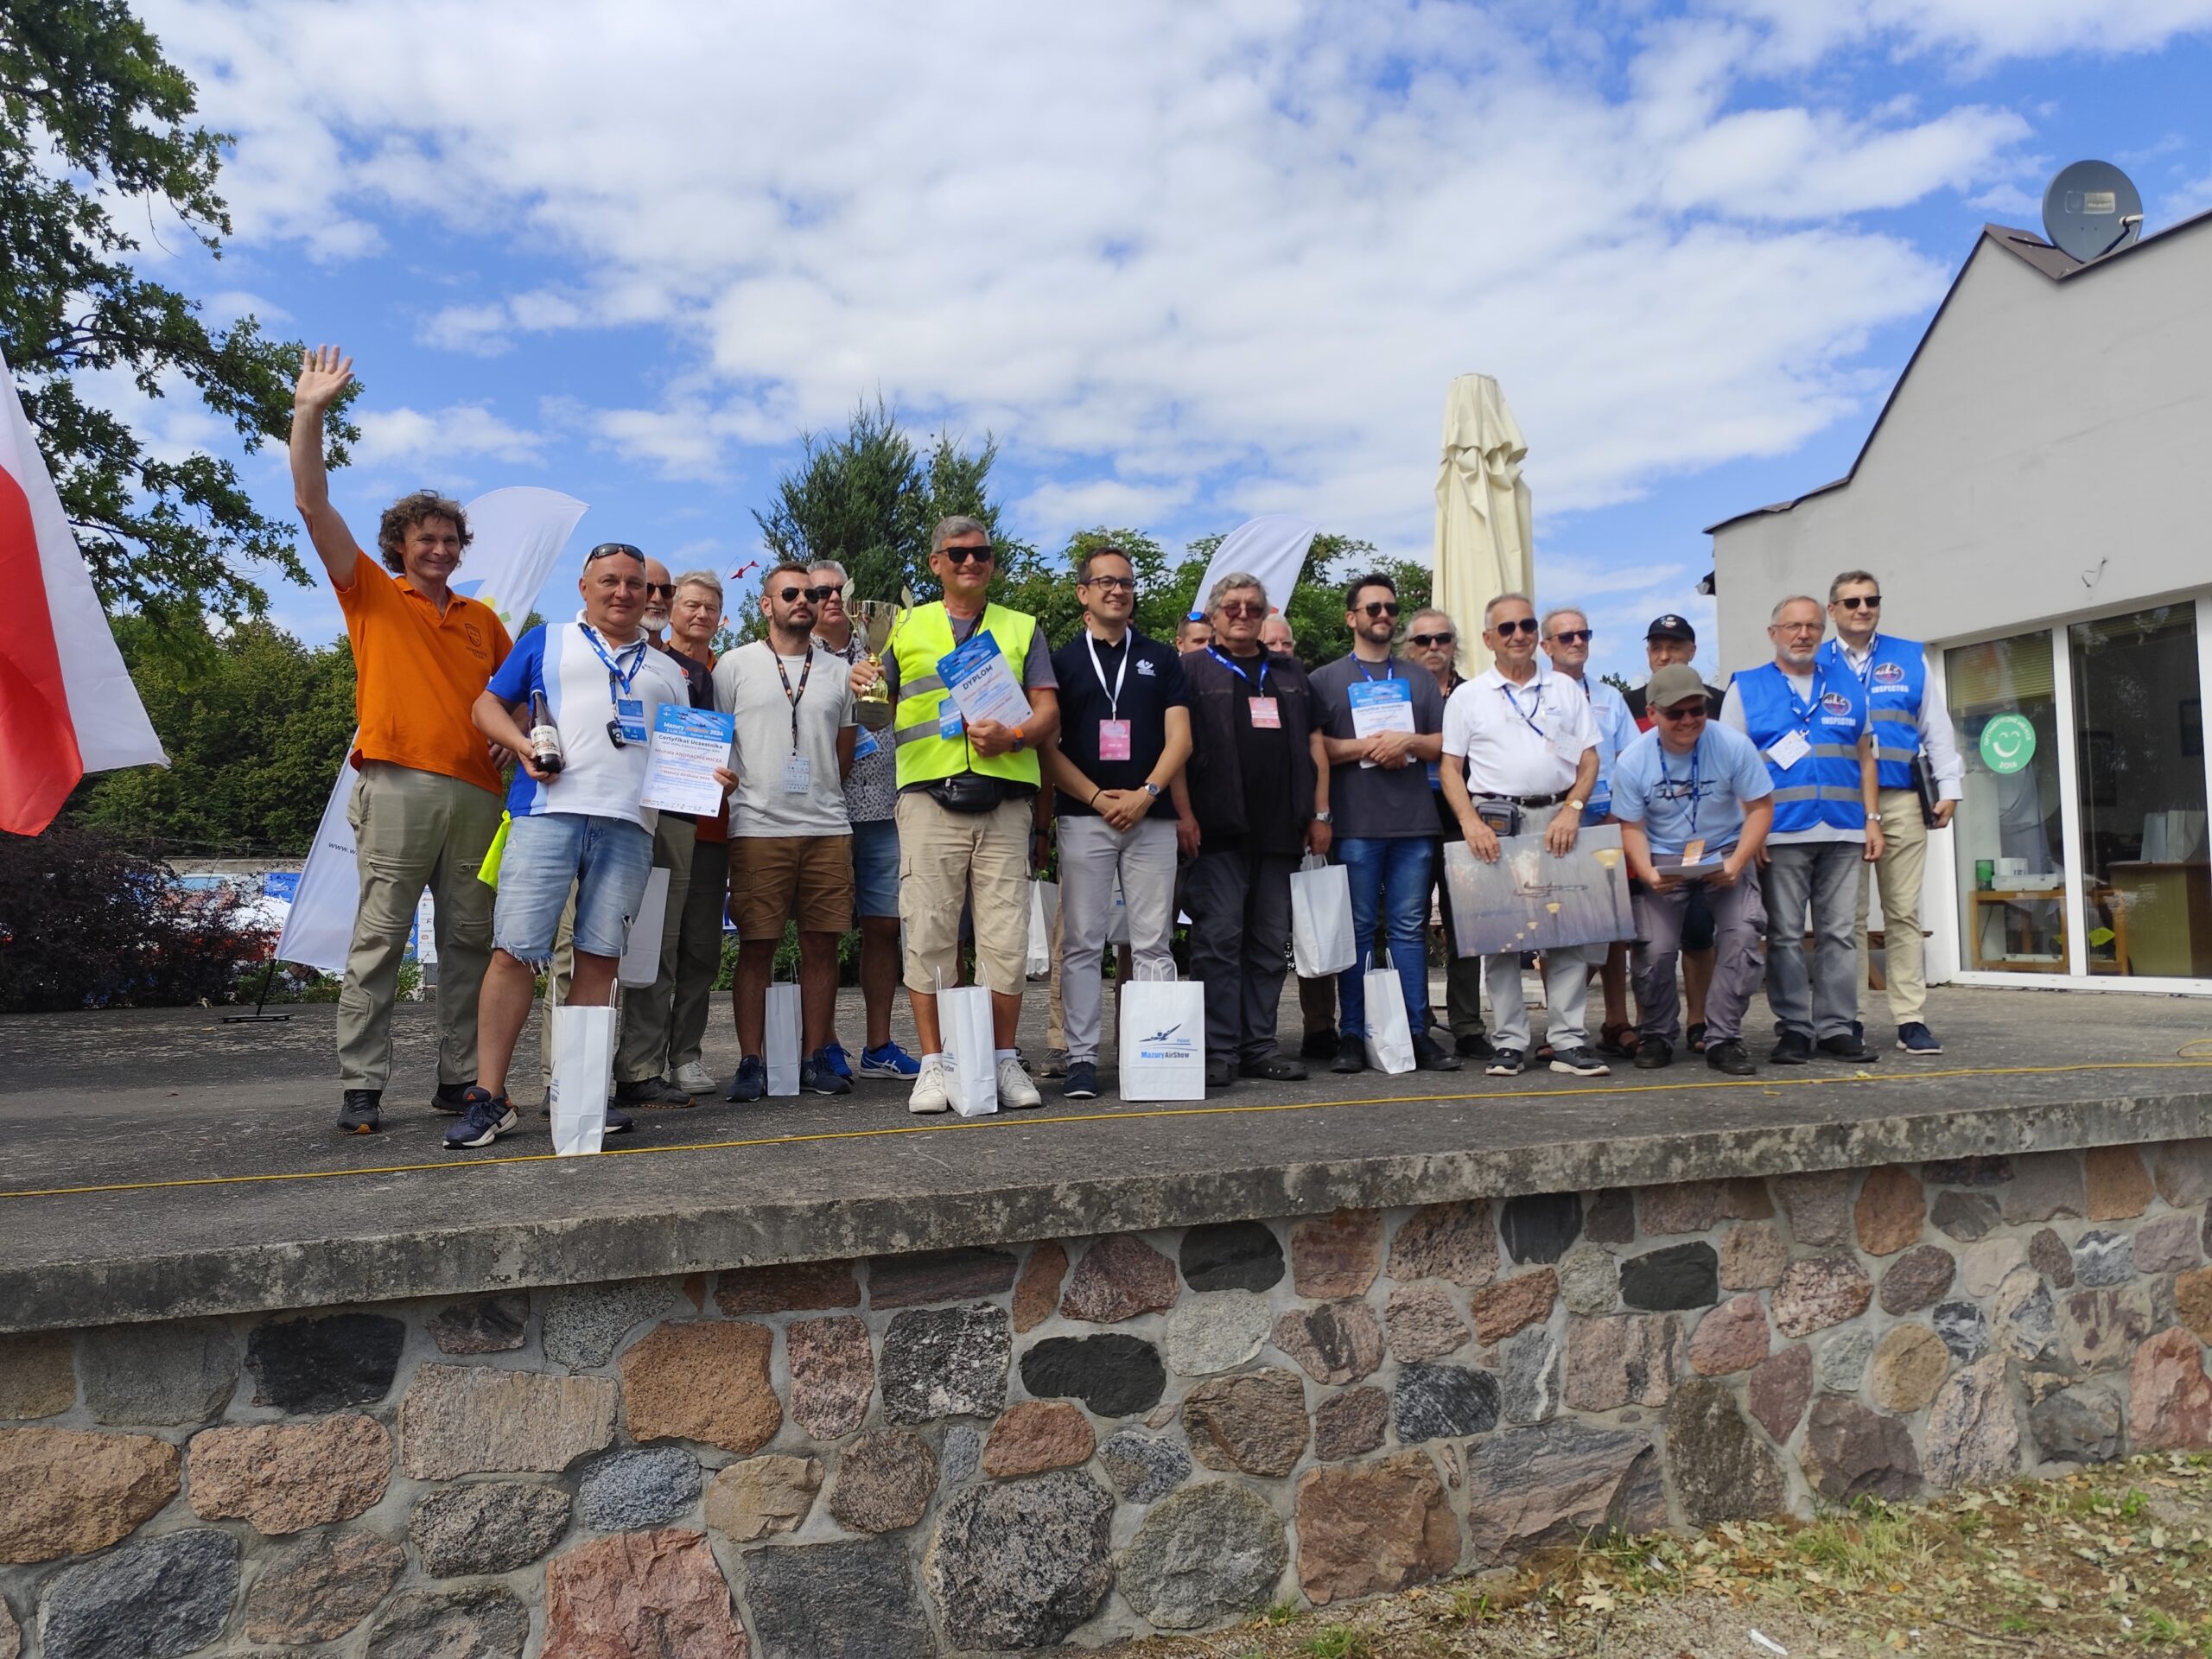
[1050,626,1190,820]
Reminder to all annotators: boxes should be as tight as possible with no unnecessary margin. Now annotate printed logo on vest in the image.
[1820,691,1853,715]
[1136,658,1157,677]
[1872,662,1906,685]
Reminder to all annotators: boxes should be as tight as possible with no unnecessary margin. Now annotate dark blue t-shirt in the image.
[1050,627,1191,819]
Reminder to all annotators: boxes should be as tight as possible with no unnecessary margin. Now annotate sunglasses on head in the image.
[940,545,994,566]
[584,542,644,565]
[1548,628,1592,645]
[1491,616,1540,636]
[1357,601,1401,619]
[1409,631,1455,648]
[1837,594,1881,610]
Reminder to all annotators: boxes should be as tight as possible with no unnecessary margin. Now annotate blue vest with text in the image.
[1734,662,1867,836]
[1821,635,1926,791]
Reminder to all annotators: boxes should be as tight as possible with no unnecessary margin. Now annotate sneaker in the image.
[1633,1039,1674,1070]
[1063,1061,1099,1100]
[1454,1032,1495,1061]
[1769,1032,1814,1066]
[1817,1033,1878,1064]
[1300,1027,1339,1062]
[337,1089,383,1135]
[802,1051,853,1096]
[429,1082,472,1114]
[1204,1058,1237,1089]
[908,1058,951,1115]
[1238,1055,1309,1082]
[1485,1048,1525,1077]
[1707,1039,1756,1076]
[724,1056,766,1103]
[1549,1046,1612,1077]
[861,1041,922,1079]
[996,1056,1044,1109]
[1411,1031,1463,1071]
[1034,1047,1070,1079]
[1897,1022,1943,1056]
[613,1076,692,1108]
[820,1040,855,1081]
[672,1061,719,1096]
[1331,1033,1367,1075]
[603,1104,634,1135]
[443,1088,516,1149]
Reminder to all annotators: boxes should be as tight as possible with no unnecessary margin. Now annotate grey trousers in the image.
[1634,866,1765,1046]
[668,836,730,1072]
[1764,840,1863,1041]
[1185,844,1297,1066]
[1059,816,1177,1065]
[1483,944,1593,1052]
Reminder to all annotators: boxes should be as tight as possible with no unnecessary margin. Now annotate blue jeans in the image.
[1333,837,1434,1039]
[494,811,655,962]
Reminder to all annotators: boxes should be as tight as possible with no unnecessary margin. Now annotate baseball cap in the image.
[1647,664,1709,711]
[1645,613,1696,643]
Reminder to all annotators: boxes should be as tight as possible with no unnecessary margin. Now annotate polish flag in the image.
[0,345,167,835]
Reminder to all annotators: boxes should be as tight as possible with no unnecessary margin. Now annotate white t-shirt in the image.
[486,620,691,830]
[1440,667,1598,798]
[1719,674,1863,847]
[712,641,858,837]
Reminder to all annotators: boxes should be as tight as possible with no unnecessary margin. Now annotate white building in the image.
[1708,208,2212,994]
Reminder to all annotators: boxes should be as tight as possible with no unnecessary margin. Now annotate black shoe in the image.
[429,1082,473,1114]
[337,1089,383,1135]
[442,1088,514,1149]
[1454,1032,1495,1061]
[1633,1039,1673,1070]
[1300,1027,1339,1062]
[1707,1039,1756,1076]
[1331,1034,1367,1075]
[1817,1033,1878,1064]
[1484,1048,1525,1077]
[801,1051,852,1096]
[1062,1061,1099,1100]
[602,1105,634,1135]
[1239,1055,1310,1081]
[613,1076,693,1107]
[724,1056,766,1103]
[1411,1031,1463,1071]
[1205,1058,1237,1089]
[1769,1032,1814,1066]
[1548,1046,1611,1077]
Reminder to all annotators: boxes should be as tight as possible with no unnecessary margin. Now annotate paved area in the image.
[3,983,2209,1330]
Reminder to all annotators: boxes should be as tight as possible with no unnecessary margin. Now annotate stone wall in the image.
[6,1140,2212,1656]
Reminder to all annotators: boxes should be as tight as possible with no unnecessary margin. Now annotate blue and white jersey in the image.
[485,619,690,829]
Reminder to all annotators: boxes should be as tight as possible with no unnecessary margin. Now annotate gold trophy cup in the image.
[854,590,912,731]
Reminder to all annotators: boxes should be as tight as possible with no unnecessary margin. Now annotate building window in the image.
[1947,631,2068,973]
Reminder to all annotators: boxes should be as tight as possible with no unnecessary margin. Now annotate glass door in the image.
[1946,631,2070,974]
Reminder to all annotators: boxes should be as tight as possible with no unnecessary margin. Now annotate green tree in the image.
[1,0,352,634]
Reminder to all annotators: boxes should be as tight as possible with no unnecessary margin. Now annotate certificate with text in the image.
[639,705,735,815]
[938,632,1032,734]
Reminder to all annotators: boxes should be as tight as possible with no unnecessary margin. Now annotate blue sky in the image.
[110,1,2212,683]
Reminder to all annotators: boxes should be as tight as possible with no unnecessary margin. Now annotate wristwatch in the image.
[1567,798,1586,813]
[1314,809,1333,824]
[1141,782,1162,799]
[1011,733,1026,753]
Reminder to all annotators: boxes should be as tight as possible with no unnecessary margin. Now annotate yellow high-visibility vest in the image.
[891,601,1043,791]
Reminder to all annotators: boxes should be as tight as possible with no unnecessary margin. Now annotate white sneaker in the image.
[671,1062,717,1096]
[995,1056,1042,1109]
[908,1059,951,1115]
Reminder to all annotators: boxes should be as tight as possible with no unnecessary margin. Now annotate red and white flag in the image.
[0,345,167,835]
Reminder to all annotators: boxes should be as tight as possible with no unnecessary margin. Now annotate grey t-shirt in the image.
[712,641,859,837]
[1309,653,1446,841]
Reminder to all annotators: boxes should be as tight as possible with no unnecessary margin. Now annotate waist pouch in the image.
[1475,800,1524,838]
[928,774,1010,814]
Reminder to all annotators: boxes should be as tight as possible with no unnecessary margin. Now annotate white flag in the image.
[1188,513,1317,624]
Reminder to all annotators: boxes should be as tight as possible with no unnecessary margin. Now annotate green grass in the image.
[1301,1627,1371,1659]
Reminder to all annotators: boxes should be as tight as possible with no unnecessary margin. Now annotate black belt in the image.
[1485,791,1568,809]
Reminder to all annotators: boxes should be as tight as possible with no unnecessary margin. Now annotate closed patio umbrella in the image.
[1432,373,1535,676]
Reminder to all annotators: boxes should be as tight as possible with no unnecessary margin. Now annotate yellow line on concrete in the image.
[5,1060,2211,1202]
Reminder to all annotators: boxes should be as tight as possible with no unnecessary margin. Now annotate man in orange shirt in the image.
[290,346,512,1135]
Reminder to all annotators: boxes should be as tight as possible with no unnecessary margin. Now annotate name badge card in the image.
[1766,729,1811,771]
[1248,696,1281,729]
[783,754,812,794]
[1681,838,1707,866]
[1099,719,1132,760]
[852,727,880,760]
[614,697,649,746]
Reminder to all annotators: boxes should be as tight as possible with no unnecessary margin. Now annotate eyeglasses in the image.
[645,582,674,599]
[1217,601,1267,619]
[1656,702,1707,721]
[1491,617,1541,636]
[1548,628,1592,645]
[1409,632,1455,648]
[1837,595,1882,610]
[804,585,842,603]
[774,585,816,603]
[1357,601,1401,619]
[940,545,994,566]
[1081,575,1136,592]
[584,542,643,565]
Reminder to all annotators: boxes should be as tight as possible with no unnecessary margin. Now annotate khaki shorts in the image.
[731,835,855,938]
[896,790,1033,997]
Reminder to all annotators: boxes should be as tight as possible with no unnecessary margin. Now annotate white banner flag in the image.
[276,486,588,972]
[1188,513,1317,624]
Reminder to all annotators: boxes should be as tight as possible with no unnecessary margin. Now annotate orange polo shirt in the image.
[334,550,512,797]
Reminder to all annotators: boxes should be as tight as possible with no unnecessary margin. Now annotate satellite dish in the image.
[2042,160,2144,264]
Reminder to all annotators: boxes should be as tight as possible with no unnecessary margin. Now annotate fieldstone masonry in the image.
[9,1140,2212,1653]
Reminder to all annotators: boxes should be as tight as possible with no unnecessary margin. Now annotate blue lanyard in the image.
[1355,657,1398,684]
[578,622,648,701]
[1784,664,1832,729]
[1498,673,1547,740]
[1209,645,1271,698]
[1658,736,1703,841]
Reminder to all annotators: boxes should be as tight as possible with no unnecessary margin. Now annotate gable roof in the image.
[1706,206,2212,535]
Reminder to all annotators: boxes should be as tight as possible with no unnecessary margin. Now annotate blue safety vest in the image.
[1733,662,1867,836]
[1821,635,1925,791]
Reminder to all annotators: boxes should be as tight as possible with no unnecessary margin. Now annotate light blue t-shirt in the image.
[1609,724,1774,856]
[1565,674,1639,819]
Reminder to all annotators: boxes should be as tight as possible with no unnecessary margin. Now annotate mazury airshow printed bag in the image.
[1117,962,1205,1102]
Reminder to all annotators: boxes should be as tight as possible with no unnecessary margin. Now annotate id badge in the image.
[1548,729,1583,766]
[614,697,649,745]
[1766,728,1811,771]
[940,708,965,740]
[1681,838,1707,866]
[852,728,880,760]
[783,754,812,793]
[1099,719,1132,760]
[1248,696,1281,729]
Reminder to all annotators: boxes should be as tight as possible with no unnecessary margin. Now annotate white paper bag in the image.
[765,980,802,1097]
[1361,950,1416,1076]
[1290,854,1356,977]
[1026,880,1058,979]
[1117,964,1206,1102]
[549,1003,615,1156]
[938,983,1000,1117]
[617,868,671,988]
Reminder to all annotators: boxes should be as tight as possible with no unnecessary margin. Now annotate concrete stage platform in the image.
[3,984,2209,1332]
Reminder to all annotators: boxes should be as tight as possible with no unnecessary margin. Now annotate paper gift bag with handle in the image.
[1116,961,1206,1102]
[549,1001,615,1156]
[1290,853,1355,977]
[765,977,802,1097]
[1361,948,1416,1076]
[1026,878,1058,979]
[616,867,671,988]
[938,977,1000,1118]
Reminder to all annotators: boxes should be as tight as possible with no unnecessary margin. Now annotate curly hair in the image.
[377,491,473,573]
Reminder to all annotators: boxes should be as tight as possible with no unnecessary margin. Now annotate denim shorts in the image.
[494,811,655,962]
[851,817,899,919]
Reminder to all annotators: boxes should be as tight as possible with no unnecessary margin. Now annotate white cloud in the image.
[353,404,544,468]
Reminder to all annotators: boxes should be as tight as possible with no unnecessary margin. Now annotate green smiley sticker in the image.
[1980,713,2037,775]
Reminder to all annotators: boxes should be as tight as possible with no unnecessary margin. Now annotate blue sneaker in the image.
[603,1104,634,1135]
[443,1088,516,1150]
[820,1041,855,1081]
[861,1041,921,1079]
[724,1056,766,1103]
[802,1050,853,1096]
[1897,1022,1943,1055]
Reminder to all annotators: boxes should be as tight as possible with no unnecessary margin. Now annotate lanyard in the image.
[1209,645,1271,698]
[1838,638,1878,689]
[1784,664,1832,729]
[768,643,814,751]
[1086,632,1130,721]
[1354,656,1398,684]
[1497,672,1547,740]
[1658,736,1703,841]
[578,621,648,704]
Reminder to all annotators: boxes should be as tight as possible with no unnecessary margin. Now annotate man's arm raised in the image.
[289,345,365,591]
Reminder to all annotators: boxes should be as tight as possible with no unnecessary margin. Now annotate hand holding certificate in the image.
[640,704,737,815]
[1347,678,1415,768]
[938,632,1031,740]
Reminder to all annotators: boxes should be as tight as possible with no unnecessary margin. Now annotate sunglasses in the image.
[1409,632,1455,648]
[941,546,994,566]
[1491,617,1541,636]
[645,582,674,599]
[1837,595,1882,610]
[1217,601,1267,619]
[1548,628,1592,645]
[773,585,822,603]
[584,542,644,565]
[1081,575,1136,592]
[1357,601,1401,619]
[1657,702,1707,721]
[810,582,845,602]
